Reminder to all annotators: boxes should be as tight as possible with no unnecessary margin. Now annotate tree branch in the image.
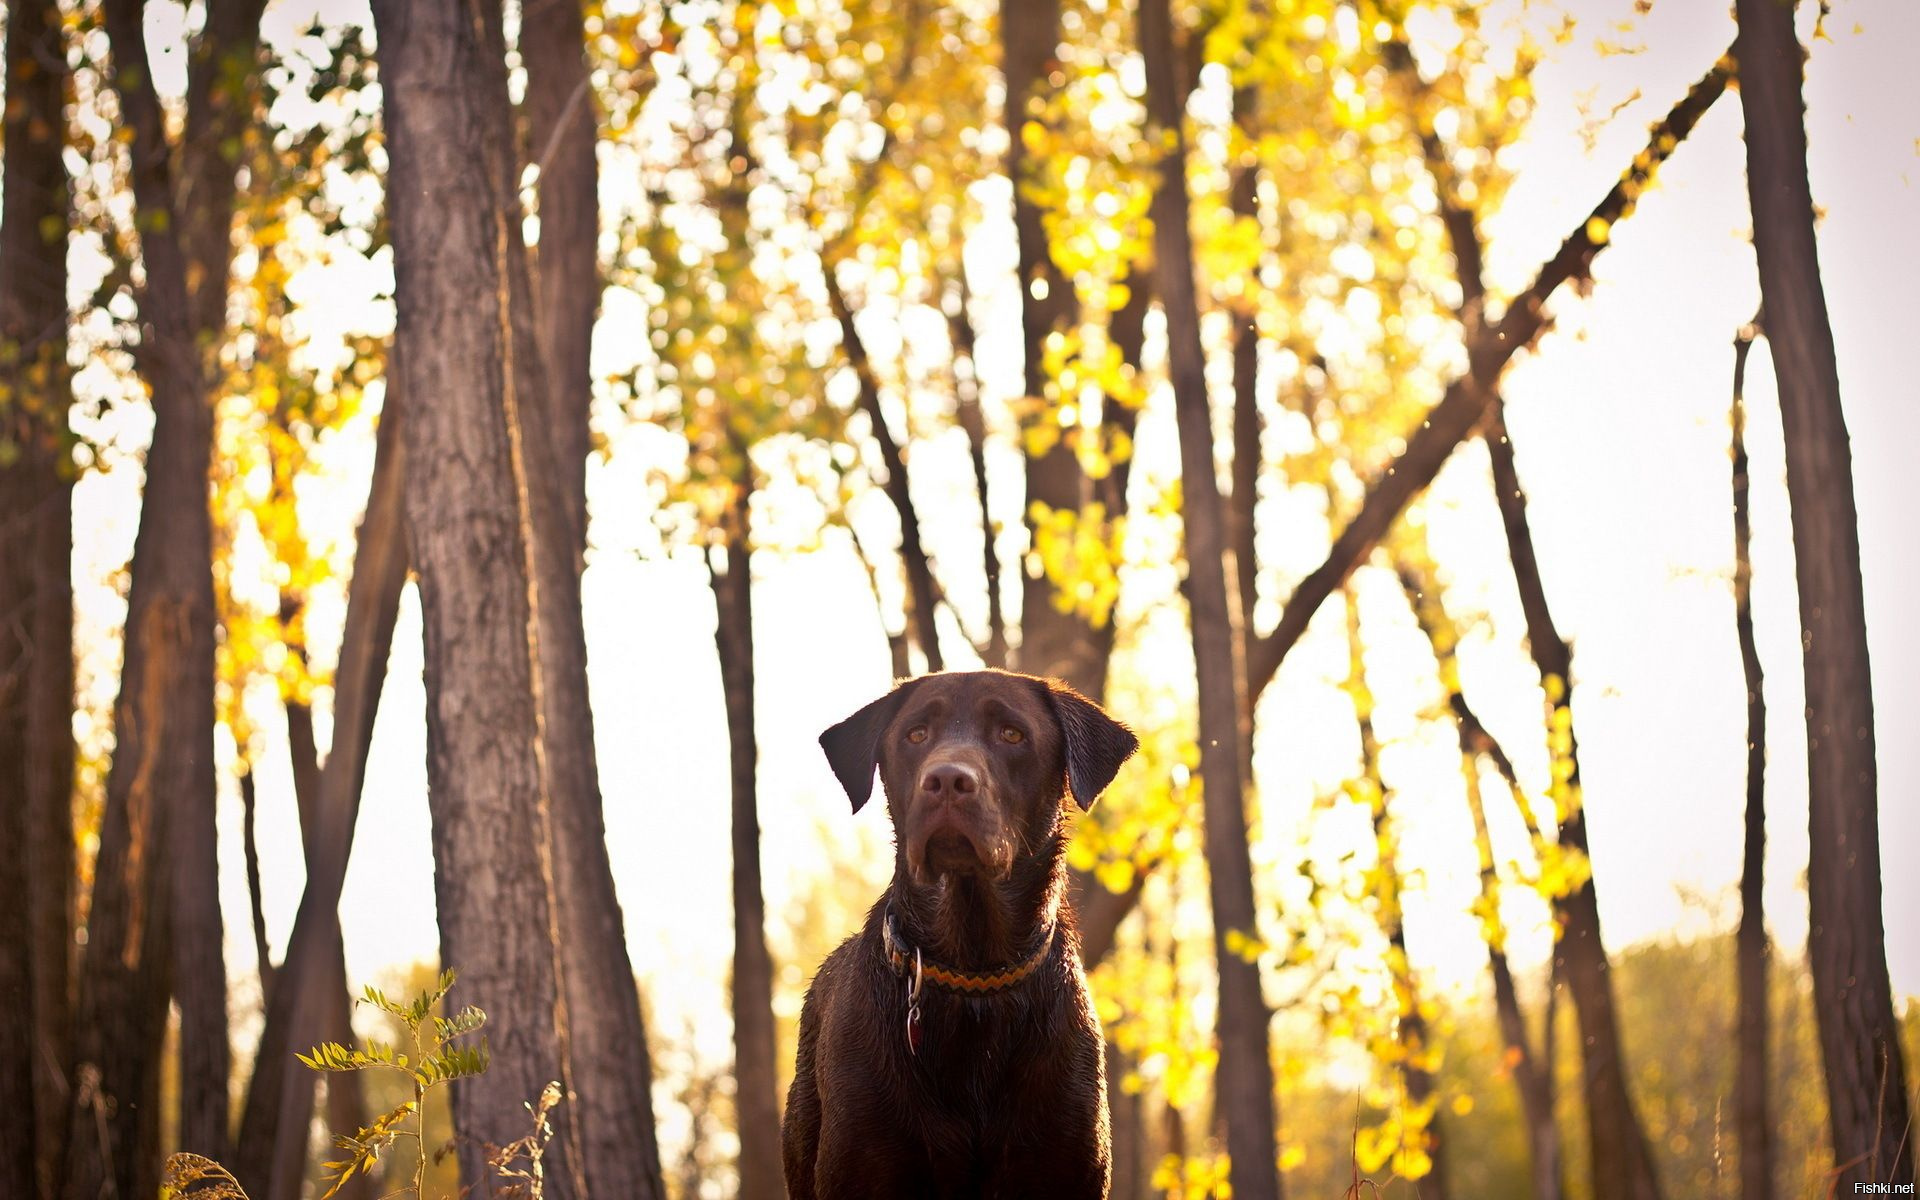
[1245,53,1732,700]
[827,271,944,671]
[946,274,1009,668]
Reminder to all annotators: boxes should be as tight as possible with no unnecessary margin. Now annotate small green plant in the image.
[297,967,490,1199]
[162,966,558,1200]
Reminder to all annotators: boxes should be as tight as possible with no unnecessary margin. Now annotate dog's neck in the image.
[888,831,1066,973]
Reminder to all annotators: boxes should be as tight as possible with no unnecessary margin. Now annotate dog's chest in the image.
[905,990,1069,1111]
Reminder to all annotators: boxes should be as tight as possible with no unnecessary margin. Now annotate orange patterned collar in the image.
[882,905,1057,995]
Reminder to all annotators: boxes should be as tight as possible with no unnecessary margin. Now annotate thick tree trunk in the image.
[1729,320,1774,1200]
[1140,1,1281,1195]
[68,6,233,1193]
[1,7,76,1197]
[370,1,583,1191]
[234,386,407,1200]
[516,9,669,1197]
[709,475,783,1200]
[1734,0,1912,1186]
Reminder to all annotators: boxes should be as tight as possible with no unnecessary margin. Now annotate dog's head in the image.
[819,670,1138,884]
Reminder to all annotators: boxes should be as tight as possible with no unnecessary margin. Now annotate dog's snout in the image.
[919,761,980,800]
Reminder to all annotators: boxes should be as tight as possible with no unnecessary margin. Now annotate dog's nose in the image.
[919,761,980,800]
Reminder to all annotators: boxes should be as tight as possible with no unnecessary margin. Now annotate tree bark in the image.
[1729,318,1774,1200]
[520,0,600,551]
[370,1,584,1191]
[1,8,76,1198]
[512,8,670,1194]
[1140,1,1281,1195]
[176,0,270,346]
[1244,57,1732,703]
[67,5,235,1192]
[1734,0,1912,1185]
[709,471,783,1200]
[233,381,407,1200]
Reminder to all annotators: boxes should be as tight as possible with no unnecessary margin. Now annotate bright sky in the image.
[50,0,1918,1087]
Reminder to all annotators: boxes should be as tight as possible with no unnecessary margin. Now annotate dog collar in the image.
[881,905,1057,995]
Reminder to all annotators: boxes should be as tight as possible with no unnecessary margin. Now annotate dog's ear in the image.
[819,681,917,814]
[1044,680,1139,810]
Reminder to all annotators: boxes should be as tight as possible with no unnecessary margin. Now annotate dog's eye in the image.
[1000,725,1025,745]
[906,725,929,744]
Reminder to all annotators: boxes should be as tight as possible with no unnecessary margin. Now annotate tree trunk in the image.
[370,1,583,1191]
[709,473,783,1200]
[1481,400,1664,1200]
[521,0,600,551]
[1401,564,1563,1200]
[1734,0,1913,1185]
[269,641,374,1200]
[176,0,269,344]
[1466,760,1563,1200]
[502,13,671,1195]
[1381,34,1663,1192]
[233,382,408,1200]
[1139,1,1280,1195]
[1730,320,1775,1200]
[67,5,233,1192]
[1346,597,1449,1198]
[1,6,76,1197]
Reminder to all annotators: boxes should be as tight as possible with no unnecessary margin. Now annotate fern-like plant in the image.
[297,967,490,1199]
[161,967,559,1200]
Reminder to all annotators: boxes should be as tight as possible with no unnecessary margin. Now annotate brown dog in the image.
[782,670,1139,1199]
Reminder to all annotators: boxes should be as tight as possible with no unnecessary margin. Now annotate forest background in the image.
[1,0,1916,1197]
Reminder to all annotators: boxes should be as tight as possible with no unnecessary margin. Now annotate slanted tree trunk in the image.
[1345,596,1450,1198]
[1734,0,1913,1186]
[708,468,783,1200]
[267,608,373,1200]
[1380,33,1664,1195]
[1140,1,1280,1195]
[517,9,670,1194]
[234,383,408,1200]
[1480,405,1663,1200]
[370,1,584,1191]
[1400,564,1563,1200]
[1,7,76,1197]
[1729,318,1774,1200]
